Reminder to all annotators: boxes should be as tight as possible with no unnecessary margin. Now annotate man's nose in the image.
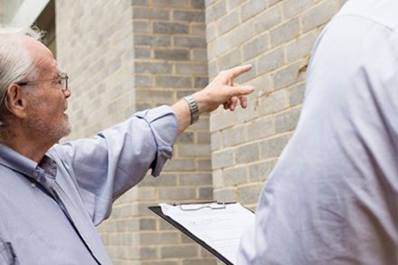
[63,88,71,98]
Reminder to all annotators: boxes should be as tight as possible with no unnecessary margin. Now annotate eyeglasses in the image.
[0,73,69,115]
[16,72,69,93]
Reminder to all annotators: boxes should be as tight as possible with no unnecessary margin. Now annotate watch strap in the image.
[183,95,200,124]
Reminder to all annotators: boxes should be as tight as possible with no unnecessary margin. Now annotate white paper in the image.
[160,202,254,264]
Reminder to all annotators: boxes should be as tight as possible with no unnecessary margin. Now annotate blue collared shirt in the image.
[0,106,177,265]
[238,0,398,264]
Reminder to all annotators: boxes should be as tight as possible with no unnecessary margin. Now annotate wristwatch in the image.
[184,95,200,124]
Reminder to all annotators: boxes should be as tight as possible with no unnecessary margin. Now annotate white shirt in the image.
[238,0,398,264]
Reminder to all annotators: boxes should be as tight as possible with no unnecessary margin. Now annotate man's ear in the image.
[5,84,29,119]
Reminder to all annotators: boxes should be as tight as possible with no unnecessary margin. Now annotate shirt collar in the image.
[0,143,37,178]
[0,144,57,182]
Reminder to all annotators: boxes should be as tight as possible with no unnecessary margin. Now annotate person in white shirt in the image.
[238,0,398,264]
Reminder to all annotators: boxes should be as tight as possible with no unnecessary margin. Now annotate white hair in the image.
[0,27,44,127]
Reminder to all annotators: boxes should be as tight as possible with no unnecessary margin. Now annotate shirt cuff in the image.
[135,105,177,177]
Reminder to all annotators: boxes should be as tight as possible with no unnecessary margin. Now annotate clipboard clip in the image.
[177,201,226,211]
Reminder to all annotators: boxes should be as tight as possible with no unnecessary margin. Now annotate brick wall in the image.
[56,0,136,264]
[0,0,3,25]
[130,1,215,264]
[206,0,346,209]
[57,0,214,264]
[56,0,134,138]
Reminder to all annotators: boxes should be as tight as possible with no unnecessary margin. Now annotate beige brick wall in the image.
[130,1,215,264]
[56,0,136,264]
[206,0,346,209]
[0,1,3,25]
[57,0,214,264]
[56,0,134,138]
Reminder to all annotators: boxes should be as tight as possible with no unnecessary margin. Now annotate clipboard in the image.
[149,201,254,265]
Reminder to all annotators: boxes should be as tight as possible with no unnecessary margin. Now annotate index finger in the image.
[224,64,253,80]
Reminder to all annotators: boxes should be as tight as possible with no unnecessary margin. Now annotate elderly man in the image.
[238,0,398,264]
[0,28,254,265]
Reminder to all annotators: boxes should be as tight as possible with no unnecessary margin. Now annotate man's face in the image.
[23,38,71,143]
